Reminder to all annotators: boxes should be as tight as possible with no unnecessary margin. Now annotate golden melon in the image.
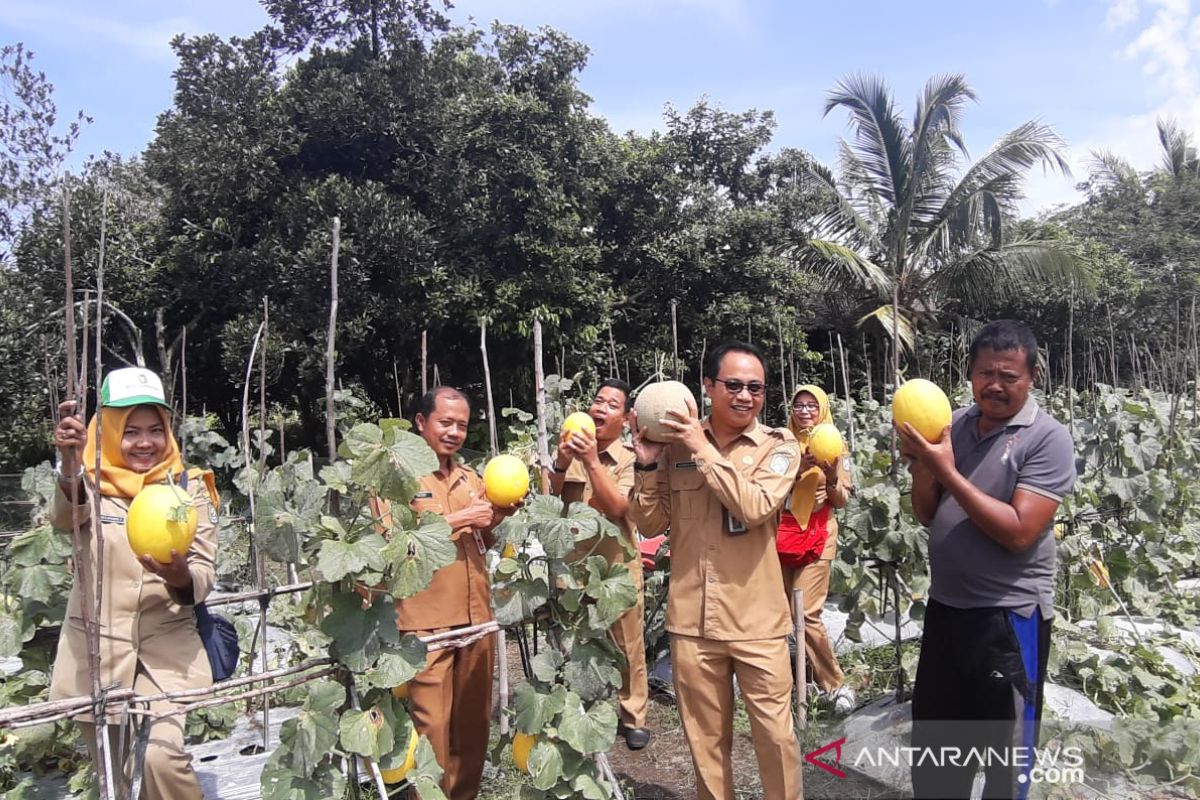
[126,484,197,564]
[807,423,843,464]
[501,542,517,559]
[391,683,409,702]
[560,412,596,441]
[482,454,529,507]
[512,732,537,773]
[633,381,697,442]
[378,725,420,783]
[892,379,952,443]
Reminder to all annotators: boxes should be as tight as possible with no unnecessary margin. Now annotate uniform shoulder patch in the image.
[768,445,797,476]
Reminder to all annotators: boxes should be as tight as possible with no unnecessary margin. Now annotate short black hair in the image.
[595,378,633,410]
[703,340,768,382]
[417,386,470,418]
[968,320,1039,374]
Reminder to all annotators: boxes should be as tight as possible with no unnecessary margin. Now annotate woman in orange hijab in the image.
[779,384,856,714]
[51,367,219,800]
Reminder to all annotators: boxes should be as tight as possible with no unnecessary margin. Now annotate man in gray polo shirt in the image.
[897,320,1076,800]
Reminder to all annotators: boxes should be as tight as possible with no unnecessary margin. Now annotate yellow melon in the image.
[633,381,697,442]
[512,732,537,773]
[501,542,517,559]
[892,379,952,443]
[482,454,529,507]
[378,725,420,783]
[807,423,843,464]
[560,412,596,441]
[391,683,409,702]
[126,484,198,564]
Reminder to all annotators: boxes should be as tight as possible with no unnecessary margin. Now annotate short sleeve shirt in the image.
[928,395,1076,619]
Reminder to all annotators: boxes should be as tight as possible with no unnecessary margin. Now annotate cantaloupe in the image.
[560,412,596,441]
[892,379,952,443]
[512,732,537,773]
[807,424,843,464]
[378,726,420,783]
[482,454,529,507]
[126,484,198,563]
[633,381,697,442]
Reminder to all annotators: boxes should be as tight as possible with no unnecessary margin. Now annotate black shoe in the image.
[623,727,651,750]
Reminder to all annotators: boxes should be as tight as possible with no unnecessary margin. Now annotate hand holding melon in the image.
[633,381,698,443]
[482,454,530,508]
[892,379,952,443]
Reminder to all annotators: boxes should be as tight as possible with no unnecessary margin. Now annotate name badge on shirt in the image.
[674,460,698,470]
[100,514,125,525]
[472,531,487,555]
[725,509,748,536]
[414,491,434,499]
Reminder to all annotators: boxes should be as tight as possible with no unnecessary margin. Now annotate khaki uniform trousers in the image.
[670,633,801,800]
[407,628,495,800]
[77,664,202,800]
[782,559,846,693]
[611,562,648,729]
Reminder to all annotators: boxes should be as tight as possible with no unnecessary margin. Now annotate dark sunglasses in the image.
[713,378,766,396]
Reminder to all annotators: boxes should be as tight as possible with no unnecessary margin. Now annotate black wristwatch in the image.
[551,463,569,474]
[634,461,658,472]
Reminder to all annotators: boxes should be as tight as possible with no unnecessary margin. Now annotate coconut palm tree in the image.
[799,73,1082,385]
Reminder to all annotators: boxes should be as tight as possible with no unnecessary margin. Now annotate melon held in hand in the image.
[807,423,844,464]
[127,484,198,563]
[482,454,529,507]
[560,411,596,441]
[634,380,697,442]
[892,379,953,442]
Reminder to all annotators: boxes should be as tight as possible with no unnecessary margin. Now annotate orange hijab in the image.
[82,405,219,508]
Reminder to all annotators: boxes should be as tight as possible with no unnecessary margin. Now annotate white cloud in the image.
[1106,0,1141,29]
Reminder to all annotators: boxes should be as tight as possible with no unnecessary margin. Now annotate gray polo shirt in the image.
[928,395,1076,619]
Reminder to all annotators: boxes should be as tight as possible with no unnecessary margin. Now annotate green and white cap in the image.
[100,367,168,408]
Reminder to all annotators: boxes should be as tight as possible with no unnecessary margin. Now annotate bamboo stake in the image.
[180,326,188,456]
[239,314,268,752]
[533,319,550,491]
[670,300,680,380]
[326,217,341,467]
[837,333,856,453]
[1067,280,1075,439]
[392,357,403,418]
[481,318,498,456]
[421,329,428,397]
[608,322,619,381]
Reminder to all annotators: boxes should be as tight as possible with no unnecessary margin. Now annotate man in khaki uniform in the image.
[549,378,651,750]
[630,341,802,800]
[371,387,509,800]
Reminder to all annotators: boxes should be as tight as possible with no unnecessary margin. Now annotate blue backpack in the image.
[194,602,239,682]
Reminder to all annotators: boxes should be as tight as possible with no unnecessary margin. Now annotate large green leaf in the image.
[524,493,583,559]
[315,534,387,582]
[382,512,456,599]
[320,593,399,672]
[0,612,23,658]
[408,737,448,800]
[279,680,345,776]
[493,575,550,626]
[343,424,437,503]
[582,557,638,629]
[513,683,568,733]
[361,635,427,690]
[556,691,616,754]
[339,706,393,760]
[261,756,346,800]
[3,563,69,605]
[563,640,622,702]
[7,526,71,566]
[528,739,565,791]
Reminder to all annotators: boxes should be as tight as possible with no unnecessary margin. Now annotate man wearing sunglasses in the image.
[631,341,802,800]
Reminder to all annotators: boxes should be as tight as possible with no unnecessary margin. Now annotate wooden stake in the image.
[392,357,403,418]
[481,318,498,456]
[533,319,550,492]
[837,333,856,453]
[325,217,341,467]
[421,329,428,397]
[670,300,680,380]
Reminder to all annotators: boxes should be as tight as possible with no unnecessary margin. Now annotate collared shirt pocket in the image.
[669,464,707,519]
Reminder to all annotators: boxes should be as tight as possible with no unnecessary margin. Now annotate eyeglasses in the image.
[713,378,766,396]
[792,402,820,412]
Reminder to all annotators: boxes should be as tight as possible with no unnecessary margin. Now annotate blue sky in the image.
[3,0,1198,214]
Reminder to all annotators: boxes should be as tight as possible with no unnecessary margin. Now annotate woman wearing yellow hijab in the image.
[50,367,219,800]
[779,384,855,714]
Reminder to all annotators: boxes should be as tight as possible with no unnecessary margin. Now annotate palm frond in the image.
[800,158,886,253]
[858,304,915,353]
[805,238,894,296]
[1086,149,1140,190]
[824,73,913,207]
[929,239,1093,308]
[1157,117,1198,179]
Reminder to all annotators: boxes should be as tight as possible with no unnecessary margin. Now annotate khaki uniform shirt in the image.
[631,419,800,641]
[392,464,494,631]
[561,439,640,569]
[49,479,218,707]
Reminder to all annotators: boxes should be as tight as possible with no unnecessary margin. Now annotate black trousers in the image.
[910,599,1051,800]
